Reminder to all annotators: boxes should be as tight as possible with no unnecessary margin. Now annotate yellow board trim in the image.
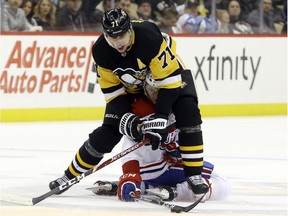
[0,103,286,122]
[0,107,105,122]
[200,103,287,117]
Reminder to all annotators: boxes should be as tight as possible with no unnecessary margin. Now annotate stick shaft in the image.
[132,192,206,213]
[28,138,149,205]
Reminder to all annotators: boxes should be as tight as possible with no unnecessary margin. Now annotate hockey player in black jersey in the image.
[49,8,208,197]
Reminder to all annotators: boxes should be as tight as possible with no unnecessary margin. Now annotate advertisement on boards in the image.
[0,34,286,120]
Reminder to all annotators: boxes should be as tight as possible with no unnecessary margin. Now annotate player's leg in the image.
[49,102,124,194]
[143,168,186,201]
[176,173,231,202]
[90,169,185,200]
[173,69,208,195]
[144,161,214,201]
[146,161,229,202]
[205,173,231,201]
[49,124,122,193]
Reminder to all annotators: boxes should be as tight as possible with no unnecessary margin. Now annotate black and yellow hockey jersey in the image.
[92,21,185,116]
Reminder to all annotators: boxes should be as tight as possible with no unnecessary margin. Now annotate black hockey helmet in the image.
[102,8,131,37]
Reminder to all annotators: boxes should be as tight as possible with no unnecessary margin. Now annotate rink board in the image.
[0,33,287,121]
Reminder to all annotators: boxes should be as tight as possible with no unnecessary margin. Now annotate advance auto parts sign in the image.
[0,36,101,109]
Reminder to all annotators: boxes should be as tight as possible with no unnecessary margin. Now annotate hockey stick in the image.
[131,192,206,213]
[0,138,150,206]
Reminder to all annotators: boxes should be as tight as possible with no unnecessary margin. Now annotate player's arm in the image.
[97,64,131,117]
[117,96,156,201]
[141,35,183,149]
[117,158,142,202]
[97,65,127,103]
[149,34,183,116]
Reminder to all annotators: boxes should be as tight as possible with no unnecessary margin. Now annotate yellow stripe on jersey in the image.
[179,145,204,151]
[104,88,126,103]
[97,65,127,102]
[157,74,182,89]
[97,65,120,89]
[182,161,204,167]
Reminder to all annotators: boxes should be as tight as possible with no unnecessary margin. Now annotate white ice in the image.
[0,116,287,216]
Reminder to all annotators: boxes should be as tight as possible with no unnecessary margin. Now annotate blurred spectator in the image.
[205,0,229,12]
[238,0,258,21]
[205,0,256,19]
[151,0,179,22]
[177,1,220,33]
[89,0,113,31]
[217,9,230,33]
[197,0,207,17]
[176,0,199,16]
[177,2,199,32]
[178,0,199,17]
[281,0,286,33]
[81,0,102,22]
[158,7,182,33]
[50,0,62,10]
[2,0,41,31]
[1,0,5,25]
[21,0,38,26]
[272,0,286,10]
[136,0,157,23]
[90,0,139,23]
[227,0,253,34]
[246,0,277,33]
[118,0,138,19]
[55,0,90,31]
[33,0,56,31]
[151,0,175,12]
[271,0,286,33]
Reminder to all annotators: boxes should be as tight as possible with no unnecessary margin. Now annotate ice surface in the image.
[0,116,287,216]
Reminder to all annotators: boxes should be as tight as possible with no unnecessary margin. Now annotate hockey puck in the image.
[170,208,182,213]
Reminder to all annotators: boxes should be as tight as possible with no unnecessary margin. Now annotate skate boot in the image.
[49,174,71,195]
[187,175,209,197]
[146,186,178,201]
[86,180,118,196]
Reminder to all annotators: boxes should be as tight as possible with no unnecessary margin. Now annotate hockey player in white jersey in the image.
[88,73,231,202]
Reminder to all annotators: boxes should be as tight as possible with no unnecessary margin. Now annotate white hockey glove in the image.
[141,114,168,150]
[119,113,144,142]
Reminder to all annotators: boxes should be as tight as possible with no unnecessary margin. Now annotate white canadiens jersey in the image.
[121,136,180,181]
[121,114,180,181]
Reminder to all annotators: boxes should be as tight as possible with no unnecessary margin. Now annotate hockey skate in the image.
[49,174,71,195]
[145,186,178,201]
[86,180,118,196]
[187,175,209,197]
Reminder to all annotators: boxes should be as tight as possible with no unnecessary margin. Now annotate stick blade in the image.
[181,192,206,212]
[0,192,33,206]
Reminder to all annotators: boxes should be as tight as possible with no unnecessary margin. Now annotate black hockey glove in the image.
[141,114,168,150]
[119,113,144,142]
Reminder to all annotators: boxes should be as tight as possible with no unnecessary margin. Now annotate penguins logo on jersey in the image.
[113,67,147,91]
